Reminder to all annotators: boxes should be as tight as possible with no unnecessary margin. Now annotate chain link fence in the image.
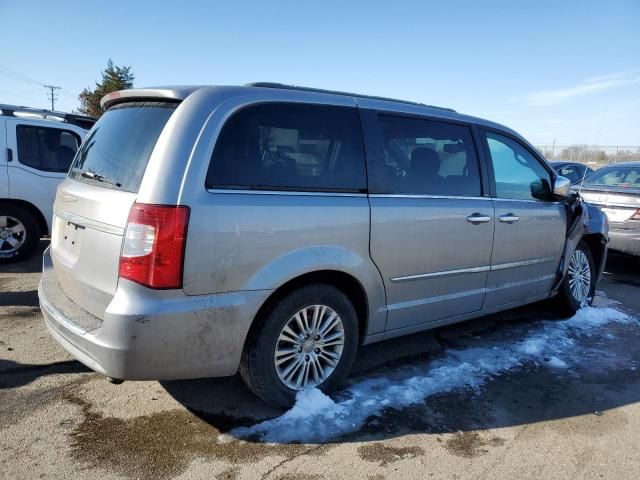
[536,145,640,168]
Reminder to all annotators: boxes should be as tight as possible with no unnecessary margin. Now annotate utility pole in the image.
[44,85,60,110]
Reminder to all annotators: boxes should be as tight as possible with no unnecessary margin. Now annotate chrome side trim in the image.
[53,207,123,235]
[486,274,555,292]
[369,194,491,201]
[388,274,555,311]
[387,287,486,311]
[493,198,562,205]
[390,266,490,283]
[490,257,556,271]
[391,257,556,282]
[206,188,366,197]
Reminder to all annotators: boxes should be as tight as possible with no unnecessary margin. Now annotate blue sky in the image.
[1,0,638,146]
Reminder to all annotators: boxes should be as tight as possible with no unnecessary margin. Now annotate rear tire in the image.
[0,205,41,264]
[555,240,596,316]
[240,284,359,408]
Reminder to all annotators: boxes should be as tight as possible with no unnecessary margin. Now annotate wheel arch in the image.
[582,232,607,280]
[244,270,370,353]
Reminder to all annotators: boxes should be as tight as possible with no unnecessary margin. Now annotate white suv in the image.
[0,105,94,262]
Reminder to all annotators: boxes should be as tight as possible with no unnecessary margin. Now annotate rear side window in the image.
[206,103,366,192]
[369,114,482,196]
[69,102,177,192]
[16,125,80,172]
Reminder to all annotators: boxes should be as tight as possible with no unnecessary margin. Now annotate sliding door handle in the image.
[499,214,520,223]
[466,213,492,224]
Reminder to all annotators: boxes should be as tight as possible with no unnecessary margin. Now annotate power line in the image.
[0,65,45,86]
[0,64,76,108]
[44,85,61,110]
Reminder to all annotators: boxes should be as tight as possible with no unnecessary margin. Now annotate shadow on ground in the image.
[0,359,91,389]
[0,239,48,275]
[0,289,39,307]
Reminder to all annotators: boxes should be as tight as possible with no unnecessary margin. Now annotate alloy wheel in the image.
[0,216,26,254]
[274,304,345,391]
[568,249,591,304]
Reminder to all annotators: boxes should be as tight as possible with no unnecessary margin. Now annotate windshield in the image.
[69,101,178,192]
[585,166,640,188]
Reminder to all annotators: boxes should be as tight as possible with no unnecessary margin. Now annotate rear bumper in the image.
[39,246,271,380]
[608,228,640,256]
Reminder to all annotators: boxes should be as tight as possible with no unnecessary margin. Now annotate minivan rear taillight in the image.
[119,203,190,289]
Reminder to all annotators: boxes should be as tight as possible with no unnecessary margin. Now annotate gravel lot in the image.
[1,241,639,480]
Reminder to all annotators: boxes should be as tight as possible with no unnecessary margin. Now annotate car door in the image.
[480,129,566,309]
[5,118,83,232]
[363,110,494,331]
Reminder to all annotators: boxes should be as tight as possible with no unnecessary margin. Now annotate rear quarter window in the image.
[206,103,366,192]
[69,101,178,192]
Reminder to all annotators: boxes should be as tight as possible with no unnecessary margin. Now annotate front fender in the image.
[551,195,608,293]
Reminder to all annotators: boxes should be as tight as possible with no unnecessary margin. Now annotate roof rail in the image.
[0,104,96,129]
[245,82,457,112]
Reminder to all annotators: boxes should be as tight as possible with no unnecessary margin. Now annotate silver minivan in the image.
[39,83,608,407]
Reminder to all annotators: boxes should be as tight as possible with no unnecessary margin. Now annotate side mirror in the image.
[553,175,571,197]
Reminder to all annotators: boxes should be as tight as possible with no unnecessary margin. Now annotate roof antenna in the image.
[576,159,590,196]
[578,111,607,196]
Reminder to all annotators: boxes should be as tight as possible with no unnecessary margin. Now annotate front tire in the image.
[0,205,41,264]
[555,240,596,316]
[240,284,359,408]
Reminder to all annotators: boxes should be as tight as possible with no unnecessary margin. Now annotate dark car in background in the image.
[578,162,640,256]
[551,161,595,185]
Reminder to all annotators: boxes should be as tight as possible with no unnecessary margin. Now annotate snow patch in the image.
[232,307,634,444]
[546,356,568,368]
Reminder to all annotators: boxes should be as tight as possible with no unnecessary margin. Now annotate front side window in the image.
[16,125,80,172]
[485,132,552,201]
[206,103,366,192]
[370,115,481,196]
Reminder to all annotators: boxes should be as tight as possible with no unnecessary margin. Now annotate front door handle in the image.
[466,213,492,224]
[499,213,520,223]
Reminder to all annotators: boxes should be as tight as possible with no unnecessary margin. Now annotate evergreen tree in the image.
[76,59,134,118]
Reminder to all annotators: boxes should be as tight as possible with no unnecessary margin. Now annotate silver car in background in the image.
[39,83,608,407]
[578,162,640,256]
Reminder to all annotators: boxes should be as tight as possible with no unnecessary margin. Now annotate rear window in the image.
[585,166,640,188]
[206,103,366,192]
[69,101,177,192]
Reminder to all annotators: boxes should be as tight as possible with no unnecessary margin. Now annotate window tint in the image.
[69,102,177,192]
[585,166,640,187]
[206,103,366,192]
[16,125,80,172]
[369,115,481,196]
[485,132,552,201]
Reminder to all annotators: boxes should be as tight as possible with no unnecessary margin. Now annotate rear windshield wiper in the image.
[72,167,122,188]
